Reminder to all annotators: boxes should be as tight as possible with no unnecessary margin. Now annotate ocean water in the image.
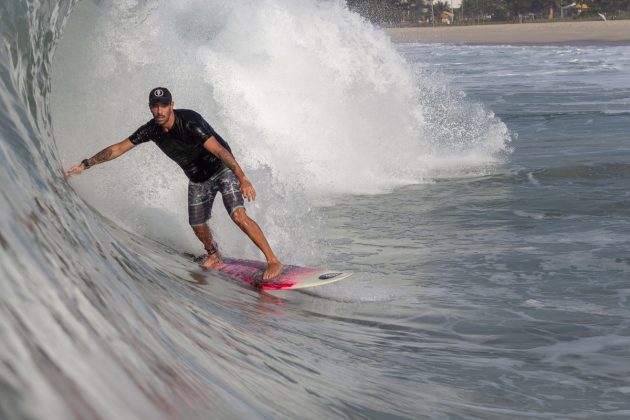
[1,0,629,418]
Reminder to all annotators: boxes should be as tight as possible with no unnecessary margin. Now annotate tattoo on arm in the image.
[88,147,114,167]
[217,148,238,173]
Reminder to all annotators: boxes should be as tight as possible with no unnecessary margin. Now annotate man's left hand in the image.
[240,177,256,202]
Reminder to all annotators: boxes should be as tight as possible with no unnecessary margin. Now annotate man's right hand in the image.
[63,139,136,179]
[64,163,86,178]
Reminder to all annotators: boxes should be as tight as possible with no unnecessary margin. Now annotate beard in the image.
[153,111,170,125]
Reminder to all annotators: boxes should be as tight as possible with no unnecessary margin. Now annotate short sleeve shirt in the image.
[129,109,232,183]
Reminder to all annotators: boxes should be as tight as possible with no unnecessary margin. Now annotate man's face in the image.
[150,102,173,126]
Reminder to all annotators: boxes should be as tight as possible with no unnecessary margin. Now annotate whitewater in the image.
[1,0,629,419]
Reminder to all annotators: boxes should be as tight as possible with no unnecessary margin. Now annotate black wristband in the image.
[81,159,91,169]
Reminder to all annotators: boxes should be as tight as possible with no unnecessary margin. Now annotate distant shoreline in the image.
[386,20,630,45]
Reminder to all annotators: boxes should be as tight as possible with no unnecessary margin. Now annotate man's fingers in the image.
[241,186,255,202]
[64,165,83,178]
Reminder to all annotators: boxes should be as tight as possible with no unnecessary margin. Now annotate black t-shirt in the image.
[129,109,232,182]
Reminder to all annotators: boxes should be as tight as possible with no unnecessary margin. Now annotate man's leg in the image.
[188,180,221,269]
[217,168,283,280]
[231,208,283,280]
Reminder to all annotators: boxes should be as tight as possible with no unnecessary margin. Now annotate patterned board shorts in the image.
[188,168,245,226]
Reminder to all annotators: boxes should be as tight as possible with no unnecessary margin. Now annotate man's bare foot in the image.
[201,252,223,269]
[262,260,283,281]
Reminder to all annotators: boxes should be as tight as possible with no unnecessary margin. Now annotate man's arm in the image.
[203,136,256,201]
[64,138,136,178]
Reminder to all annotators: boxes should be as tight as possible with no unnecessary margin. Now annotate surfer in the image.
[65,87,283,281]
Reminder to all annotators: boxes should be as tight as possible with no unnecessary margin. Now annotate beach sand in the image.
[386,20,630,44]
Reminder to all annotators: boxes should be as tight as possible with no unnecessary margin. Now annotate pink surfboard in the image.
[194,256,352,290]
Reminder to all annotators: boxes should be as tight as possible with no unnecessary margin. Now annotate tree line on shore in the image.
[346,0,630,25]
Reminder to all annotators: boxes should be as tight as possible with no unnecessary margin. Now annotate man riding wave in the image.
[65,87,283,280]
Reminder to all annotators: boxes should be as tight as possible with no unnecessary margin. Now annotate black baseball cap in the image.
[149,87,172,105]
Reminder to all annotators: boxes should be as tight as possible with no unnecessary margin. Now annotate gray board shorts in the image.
[188,168,245,226]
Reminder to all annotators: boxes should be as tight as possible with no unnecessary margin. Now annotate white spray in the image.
[52,0,510,262]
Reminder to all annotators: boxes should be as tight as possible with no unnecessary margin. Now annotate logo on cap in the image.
[153,89,164,97]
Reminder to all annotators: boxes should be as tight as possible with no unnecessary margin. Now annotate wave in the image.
[0,0,510,418]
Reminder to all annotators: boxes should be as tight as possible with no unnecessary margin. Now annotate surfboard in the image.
[189,255,352,290]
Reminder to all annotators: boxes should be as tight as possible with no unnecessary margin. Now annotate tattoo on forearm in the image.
[217,149,238,173]
[89,147,113,166]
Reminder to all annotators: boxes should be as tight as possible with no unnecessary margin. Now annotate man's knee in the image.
[230,208,249,228]
[191,223,208,234]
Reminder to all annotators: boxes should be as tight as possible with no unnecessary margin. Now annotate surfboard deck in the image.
[188,255,352,290]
